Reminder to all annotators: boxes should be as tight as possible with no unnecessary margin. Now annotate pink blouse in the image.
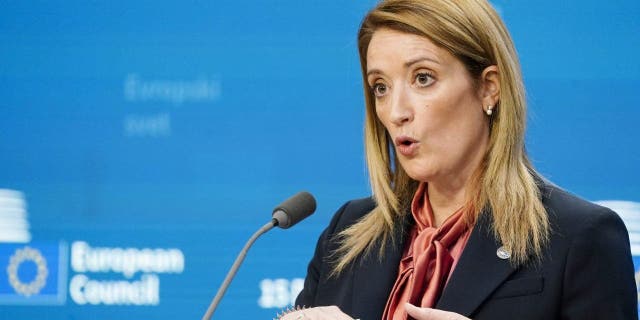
[382,183,472,320]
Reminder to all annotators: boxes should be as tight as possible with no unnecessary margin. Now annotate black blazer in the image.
[296,183,638,319]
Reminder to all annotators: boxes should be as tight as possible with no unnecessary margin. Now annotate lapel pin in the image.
[496,246,511,260]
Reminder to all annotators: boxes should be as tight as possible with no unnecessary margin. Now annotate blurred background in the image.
[0,0,638,319]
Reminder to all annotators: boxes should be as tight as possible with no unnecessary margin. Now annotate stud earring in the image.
[486,105,493,116]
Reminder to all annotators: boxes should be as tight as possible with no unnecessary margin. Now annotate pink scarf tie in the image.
[383,183,470,320]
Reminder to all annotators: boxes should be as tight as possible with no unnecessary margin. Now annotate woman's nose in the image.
[389,85,414,126]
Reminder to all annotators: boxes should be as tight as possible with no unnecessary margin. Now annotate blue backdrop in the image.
[1,1,639,319]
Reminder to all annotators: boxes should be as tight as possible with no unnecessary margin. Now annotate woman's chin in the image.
[403,168,436,183]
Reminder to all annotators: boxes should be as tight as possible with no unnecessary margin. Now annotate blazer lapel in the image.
[435,212,517,316]
[351,226,407,319]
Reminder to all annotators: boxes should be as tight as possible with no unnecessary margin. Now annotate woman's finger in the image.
[279,306,356,320]
[404,303,470,320]
[315,306,355,320]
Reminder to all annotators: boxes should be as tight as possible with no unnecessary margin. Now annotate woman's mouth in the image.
[394,136,419,157]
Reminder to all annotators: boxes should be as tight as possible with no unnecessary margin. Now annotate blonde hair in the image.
[332,0,549,274]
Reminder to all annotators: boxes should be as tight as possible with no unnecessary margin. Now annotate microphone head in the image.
[272,191,316,229]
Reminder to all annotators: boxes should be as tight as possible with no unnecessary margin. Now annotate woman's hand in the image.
[405,303,471,320]
[278,306,356,320]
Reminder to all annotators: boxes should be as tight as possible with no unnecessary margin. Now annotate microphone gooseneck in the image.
[202,191,316,320]
[201,221,275,320]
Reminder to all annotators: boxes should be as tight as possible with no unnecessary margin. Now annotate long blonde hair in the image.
[332,0,549,274]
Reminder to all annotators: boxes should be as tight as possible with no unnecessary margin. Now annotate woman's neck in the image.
[426,133,488,227]
[427,181,468,227]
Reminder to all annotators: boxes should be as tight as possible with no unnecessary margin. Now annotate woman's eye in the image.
[372,83,388,97]
[415,73,434,87]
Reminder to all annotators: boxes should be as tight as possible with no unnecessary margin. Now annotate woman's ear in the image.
[480,65,500,113]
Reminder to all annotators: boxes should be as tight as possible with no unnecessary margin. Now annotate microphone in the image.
[272,191,316,229]
[202,191,317,320]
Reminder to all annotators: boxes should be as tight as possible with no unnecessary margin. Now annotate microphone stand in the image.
[202,220,277,320]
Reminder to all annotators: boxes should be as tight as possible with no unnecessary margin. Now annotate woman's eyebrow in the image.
[367,56,441,76]
[366,69,383,77]
[404,56,441,68]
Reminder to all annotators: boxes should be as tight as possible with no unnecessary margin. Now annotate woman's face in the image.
[366,28,493,185]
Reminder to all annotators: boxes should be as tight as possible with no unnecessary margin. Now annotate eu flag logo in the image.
[0,242,67,305]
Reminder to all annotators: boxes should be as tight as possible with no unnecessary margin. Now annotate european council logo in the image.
[0,189,67,305]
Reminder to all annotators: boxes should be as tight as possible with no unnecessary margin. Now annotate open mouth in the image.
[395,136,419,156]
[400,140,413,146]
[395,136,417,146]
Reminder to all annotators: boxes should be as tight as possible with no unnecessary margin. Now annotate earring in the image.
[485,105,493,116]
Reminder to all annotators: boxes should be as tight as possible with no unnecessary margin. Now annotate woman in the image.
[280,0,637,319]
